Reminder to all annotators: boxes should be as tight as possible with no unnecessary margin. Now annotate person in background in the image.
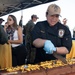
[23,14,39,35]
[0,24,8,44]
[0,22,11,69]
[0,18,5,27]
[62,18,67,25]
[4,15,27,67]
[31,4,72,63]
[62,18,69,29]
[23,14,39,64]
[73,27,75,38]
[0,18,4,24]
[19,15,23,27]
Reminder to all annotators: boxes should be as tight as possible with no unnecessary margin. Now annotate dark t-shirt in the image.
[0,25,8,44]
[31,21,72,63]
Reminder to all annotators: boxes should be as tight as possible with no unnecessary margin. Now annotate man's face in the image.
[63,18,67,25]
[33,17,37,22]
[46,14,59,26]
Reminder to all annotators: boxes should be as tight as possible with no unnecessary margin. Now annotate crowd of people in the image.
[0,4,73,68]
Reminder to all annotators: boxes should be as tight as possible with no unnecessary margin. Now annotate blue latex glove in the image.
[43,40,56,54]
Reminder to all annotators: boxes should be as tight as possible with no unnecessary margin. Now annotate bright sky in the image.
[1,0,75,37]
